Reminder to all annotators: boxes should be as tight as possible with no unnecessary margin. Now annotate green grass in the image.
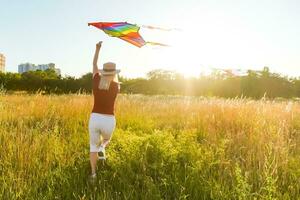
[0,94,300,199]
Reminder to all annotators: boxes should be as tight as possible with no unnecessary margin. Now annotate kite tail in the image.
[141,25,180,31]
[146,41,170,47]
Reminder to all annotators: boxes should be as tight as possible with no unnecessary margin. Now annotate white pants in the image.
[88,113,116,152]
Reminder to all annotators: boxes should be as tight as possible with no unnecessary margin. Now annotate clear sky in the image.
[1,0,300,78]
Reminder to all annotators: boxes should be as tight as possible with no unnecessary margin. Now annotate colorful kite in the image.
[88,22,169,48]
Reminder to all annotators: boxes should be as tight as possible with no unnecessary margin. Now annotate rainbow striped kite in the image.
[88,22,169,48]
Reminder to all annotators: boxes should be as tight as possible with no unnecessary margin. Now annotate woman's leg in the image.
[101,138,111,148]
[89,131,100,174]
[89,114,101,175]
[101,121,115,148]
[90,152,98,175]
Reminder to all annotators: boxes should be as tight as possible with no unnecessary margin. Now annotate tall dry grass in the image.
[0,94,299,199]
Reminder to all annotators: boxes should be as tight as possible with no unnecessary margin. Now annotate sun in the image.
[153,30,205,78]
[143,11,262,78]
[141,19,212,78]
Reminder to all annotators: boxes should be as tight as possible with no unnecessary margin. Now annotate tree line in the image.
[1,67,300,99]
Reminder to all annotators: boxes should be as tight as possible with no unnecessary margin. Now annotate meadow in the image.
[0,94,300,200]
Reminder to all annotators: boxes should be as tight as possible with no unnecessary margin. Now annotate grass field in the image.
[0,94,300,199]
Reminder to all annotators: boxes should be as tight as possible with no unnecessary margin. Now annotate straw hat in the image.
[100,62,120,75]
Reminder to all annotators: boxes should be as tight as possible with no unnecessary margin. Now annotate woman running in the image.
[89,41,120,178]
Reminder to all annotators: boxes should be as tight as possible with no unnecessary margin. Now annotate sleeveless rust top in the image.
[92,73,119,115]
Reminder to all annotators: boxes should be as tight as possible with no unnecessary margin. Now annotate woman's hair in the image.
[98,74,119,90]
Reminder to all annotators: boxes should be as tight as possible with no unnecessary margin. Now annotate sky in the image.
[0,0,300,78]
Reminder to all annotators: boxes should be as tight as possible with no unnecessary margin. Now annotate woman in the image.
[89,41,120,178]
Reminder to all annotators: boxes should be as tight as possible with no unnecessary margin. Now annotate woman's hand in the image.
[93,41,102,76]
[96,41,102,50]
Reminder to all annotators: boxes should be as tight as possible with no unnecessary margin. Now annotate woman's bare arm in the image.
[93,41,102,77]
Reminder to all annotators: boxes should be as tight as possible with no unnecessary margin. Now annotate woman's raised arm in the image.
[93,41,102,76]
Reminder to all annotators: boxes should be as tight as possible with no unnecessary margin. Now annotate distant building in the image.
[0,53,5,72]
[18,63,35,73]
[18,62,61,75]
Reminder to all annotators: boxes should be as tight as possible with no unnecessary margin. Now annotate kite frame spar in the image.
[88,22,169,48]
